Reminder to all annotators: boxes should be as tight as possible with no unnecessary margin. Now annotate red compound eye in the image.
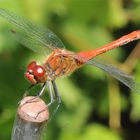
[33,65,45,78]
[27,61,37,71]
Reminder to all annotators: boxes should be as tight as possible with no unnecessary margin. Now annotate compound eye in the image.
[34,65,45,78]
[27,61,37,71]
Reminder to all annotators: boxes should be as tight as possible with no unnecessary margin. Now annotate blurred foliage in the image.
[0,0,140,140]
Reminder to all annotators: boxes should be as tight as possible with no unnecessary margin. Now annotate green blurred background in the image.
[0,0,140,140]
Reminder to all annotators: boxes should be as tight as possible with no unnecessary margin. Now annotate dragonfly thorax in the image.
[43,49,84,80]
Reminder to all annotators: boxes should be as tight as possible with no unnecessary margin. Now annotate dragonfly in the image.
[0,8,140,109]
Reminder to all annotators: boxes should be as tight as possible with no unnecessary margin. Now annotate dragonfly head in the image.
[25,61,46,85]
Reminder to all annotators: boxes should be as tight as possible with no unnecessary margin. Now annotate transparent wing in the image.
[87,59,140,94]
[11,29,52,55]
[0,8,65,55]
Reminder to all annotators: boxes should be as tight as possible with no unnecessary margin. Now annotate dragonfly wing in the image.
[87,59,140,94]
[0,8,65,55]
[11,29,52,55]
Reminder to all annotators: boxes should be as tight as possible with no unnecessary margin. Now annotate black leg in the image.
[34,81,56,119]
[19,85,34,105]
[20,82,48,105]
[52,81,61,104]
[25,82,48,103]
[47,81,55,106]
[51,81,61,115]
[23,84,35,97]
[37,82,48,97]
[33,81,61,119]
[19,84,35,105]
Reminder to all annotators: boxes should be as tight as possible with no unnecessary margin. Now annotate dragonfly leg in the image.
[47,81,56,106]
[26,82,48,103]
[23,84,35,97]
[18,84,35,105]
[34,81,55,119]
[52,80,61,105]
[47,80,61,107]
[34,81,61,119]
[20,82,48,106]
[50,81,61,115]
[37,82,48,97]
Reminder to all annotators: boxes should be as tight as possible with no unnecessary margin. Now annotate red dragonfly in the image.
[0,8,140,108]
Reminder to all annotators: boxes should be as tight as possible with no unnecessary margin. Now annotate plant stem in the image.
[11,96,49,140]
